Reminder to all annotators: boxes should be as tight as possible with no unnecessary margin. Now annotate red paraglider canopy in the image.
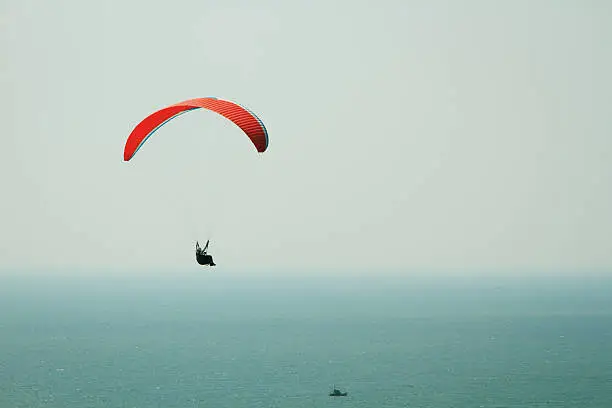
[124,97,268,161]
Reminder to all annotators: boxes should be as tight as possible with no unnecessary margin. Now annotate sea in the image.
[1,272,611,408]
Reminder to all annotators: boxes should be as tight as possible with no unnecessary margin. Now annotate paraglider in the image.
[123,97,268,161]
[123,97,269,266]
[196,240,215,266]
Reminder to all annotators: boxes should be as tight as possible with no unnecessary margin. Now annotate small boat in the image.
[329,385,348,397]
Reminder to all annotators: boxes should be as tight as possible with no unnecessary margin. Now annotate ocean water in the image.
[1,273,611,408]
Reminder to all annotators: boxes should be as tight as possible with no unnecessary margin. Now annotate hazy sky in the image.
[2,0,611,274]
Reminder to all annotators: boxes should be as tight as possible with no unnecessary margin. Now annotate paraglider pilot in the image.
[196,240,216,266]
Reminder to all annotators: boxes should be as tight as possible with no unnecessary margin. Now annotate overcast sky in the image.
[2,0,611,275]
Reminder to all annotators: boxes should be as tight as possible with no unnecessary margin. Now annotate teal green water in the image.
[1,274,611,407]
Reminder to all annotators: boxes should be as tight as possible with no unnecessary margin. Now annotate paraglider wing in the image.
[123,97,269,161]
